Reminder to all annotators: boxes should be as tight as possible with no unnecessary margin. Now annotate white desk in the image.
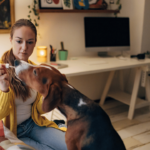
[49,56,150,120]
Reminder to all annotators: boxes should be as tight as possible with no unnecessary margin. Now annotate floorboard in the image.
[50,99,150,150]
[104,100,150,150]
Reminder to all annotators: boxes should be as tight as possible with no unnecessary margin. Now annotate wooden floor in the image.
[101,99,150,150]
[51,99,150,150]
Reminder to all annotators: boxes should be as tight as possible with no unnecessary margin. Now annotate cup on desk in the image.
[58,50,68,60]
[50,53,56,61]
[50,45,57,62]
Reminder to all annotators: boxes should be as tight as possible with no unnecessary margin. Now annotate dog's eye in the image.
[42,78,47,84]
[33,69,37,76]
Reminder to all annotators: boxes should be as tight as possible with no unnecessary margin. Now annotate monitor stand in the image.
[98,52,112,57]
[116,51,128,60]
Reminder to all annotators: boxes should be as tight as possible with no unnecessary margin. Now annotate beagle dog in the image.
[14,60,126,150]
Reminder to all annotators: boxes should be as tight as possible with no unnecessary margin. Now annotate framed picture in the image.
[39,0,63,9]
[62,0,73,10]
[0,0,15,34]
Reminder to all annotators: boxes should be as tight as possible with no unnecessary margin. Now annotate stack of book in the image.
[46,62,68,69]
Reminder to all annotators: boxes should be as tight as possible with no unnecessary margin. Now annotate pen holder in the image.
[50,53,56,61]
[58,50,68,60]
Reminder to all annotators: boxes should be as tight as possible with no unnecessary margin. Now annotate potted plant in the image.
[58,42,68,60]
[114,0,122,17]
[27,0,40,27]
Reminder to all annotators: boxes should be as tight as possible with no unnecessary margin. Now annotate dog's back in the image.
[81,104,126,150]
[59,86,126,150]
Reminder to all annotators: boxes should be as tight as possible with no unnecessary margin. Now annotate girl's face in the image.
[10,26,36,62]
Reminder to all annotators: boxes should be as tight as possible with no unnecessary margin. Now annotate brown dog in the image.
[14,60,126,150]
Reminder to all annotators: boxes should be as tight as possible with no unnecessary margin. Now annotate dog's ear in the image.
[62,74,68,83]
[42,83,61,112]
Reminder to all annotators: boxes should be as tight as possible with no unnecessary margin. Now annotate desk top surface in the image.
[39,56,150,77]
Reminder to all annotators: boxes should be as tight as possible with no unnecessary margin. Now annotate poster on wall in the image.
[39,0,63,9]
[0,0,15,33]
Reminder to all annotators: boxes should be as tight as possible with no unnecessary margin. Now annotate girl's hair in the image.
[10,19,37,41]
[1,19,37,101]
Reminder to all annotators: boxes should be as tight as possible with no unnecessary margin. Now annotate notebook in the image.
[46,62,68,69]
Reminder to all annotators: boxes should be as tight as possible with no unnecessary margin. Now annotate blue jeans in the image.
[17,117,68,150]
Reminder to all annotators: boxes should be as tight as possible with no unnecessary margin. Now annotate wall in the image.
[0,0,147,100]
[117,0,146,96]
[141,0,150,53]
[119,0,145,55]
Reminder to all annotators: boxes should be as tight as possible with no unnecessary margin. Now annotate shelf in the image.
[108,90,150,109]
[38,9,119,13]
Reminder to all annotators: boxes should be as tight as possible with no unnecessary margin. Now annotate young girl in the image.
[0,19,67,150]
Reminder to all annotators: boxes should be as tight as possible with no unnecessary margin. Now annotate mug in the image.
[58,50,68,60]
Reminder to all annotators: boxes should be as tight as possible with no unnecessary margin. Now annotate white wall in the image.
[116,0,146,96]
[141,0,150,53]
[116,0,145,55]
[0,0,147,100]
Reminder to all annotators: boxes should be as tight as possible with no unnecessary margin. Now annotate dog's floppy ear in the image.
[62,74,68,83]
[42,83,61,112]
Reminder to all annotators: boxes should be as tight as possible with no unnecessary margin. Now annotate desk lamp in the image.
[37,46,47,62]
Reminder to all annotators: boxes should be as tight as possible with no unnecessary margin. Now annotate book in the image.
[46,62,68,69]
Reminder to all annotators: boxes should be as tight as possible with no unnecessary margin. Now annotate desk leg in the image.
[145,72,150,110]
[128,67,142,120]
[119,70,124,91]
[99,71,115,106]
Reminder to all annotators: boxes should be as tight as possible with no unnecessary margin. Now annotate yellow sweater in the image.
[0,60,66,135]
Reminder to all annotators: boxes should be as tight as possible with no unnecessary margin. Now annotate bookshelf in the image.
[38,9,119,13]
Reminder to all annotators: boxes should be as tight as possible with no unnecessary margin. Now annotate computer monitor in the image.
[84,17,130,56]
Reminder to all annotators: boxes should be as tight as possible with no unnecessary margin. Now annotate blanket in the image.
[0,120,34,150]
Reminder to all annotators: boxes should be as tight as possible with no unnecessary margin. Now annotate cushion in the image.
[0,120,34,150]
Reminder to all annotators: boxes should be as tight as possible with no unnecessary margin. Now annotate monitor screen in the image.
[84,17,130,52]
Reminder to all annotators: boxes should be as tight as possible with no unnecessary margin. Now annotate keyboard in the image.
[85,60,107,65]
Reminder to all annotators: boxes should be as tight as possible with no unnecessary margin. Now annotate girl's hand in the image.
[0,65,9,92]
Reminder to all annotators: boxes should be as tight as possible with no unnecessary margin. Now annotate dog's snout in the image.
[14,60,21,67]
